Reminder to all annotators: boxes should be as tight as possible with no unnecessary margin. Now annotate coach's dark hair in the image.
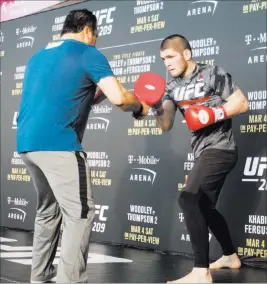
[61,9,98,37]
[160,34,192,53]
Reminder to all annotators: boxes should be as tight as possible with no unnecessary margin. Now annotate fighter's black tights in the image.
[178,191,236,268]
[178,149,238,268]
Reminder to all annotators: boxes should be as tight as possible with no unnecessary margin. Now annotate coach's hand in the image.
[132,101,150,120]
[185,105,227,131]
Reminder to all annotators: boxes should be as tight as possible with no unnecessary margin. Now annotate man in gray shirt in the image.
[149,34,248,283]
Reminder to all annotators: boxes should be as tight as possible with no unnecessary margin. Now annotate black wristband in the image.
[132,103,144,119]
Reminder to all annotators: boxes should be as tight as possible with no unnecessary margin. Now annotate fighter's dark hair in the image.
[61,9,98,37]
[160,34,192,53]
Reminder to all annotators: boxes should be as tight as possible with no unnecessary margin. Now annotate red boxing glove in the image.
[184,105,227,131]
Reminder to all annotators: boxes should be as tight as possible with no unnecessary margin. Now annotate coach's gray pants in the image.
[20,151,95,283]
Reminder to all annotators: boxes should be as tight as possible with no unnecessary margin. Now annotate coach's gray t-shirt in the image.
[163,63,239,158]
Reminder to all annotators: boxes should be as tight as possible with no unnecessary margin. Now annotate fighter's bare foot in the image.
[167,268,213,283]
[209,253,241,269]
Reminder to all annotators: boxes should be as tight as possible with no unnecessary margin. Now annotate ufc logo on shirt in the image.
[173,80,205,102]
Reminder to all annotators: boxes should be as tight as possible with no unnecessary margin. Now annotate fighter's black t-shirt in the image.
[163,63,239,158]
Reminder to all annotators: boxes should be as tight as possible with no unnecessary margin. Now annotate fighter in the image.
[135,34,248,283]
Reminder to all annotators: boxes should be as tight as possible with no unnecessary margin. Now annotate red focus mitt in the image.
[133,72,166,106]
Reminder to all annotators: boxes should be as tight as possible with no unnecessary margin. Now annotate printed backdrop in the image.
[0,0,266,268]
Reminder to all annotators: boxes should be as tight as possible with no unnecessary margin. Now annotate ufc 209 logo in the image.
[93,7,116,37]
[242,157,267,191]
[93,205,109,233]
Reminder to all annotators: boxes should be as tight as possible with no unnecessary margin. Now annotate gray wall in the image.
[0,0,266,267]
